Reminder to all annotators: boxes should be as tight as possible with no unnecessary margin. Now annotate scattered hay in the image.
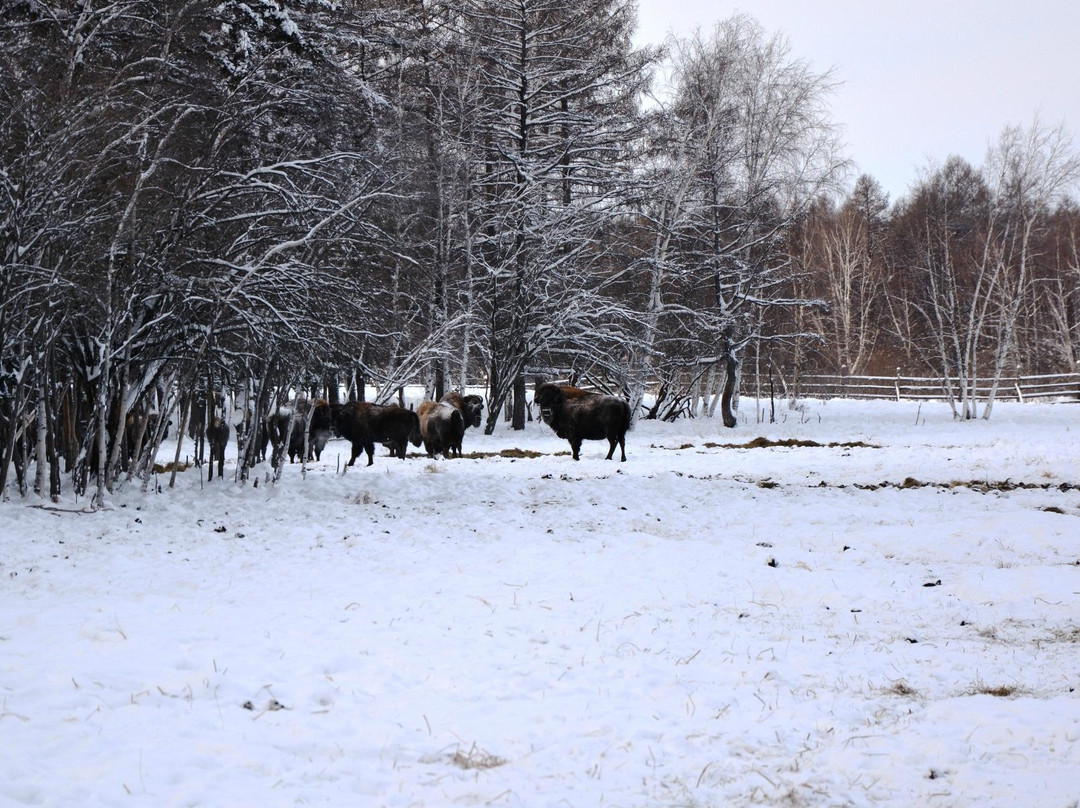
[459,448,546,460]
[450,743,506,771]
[499,448,544,459]
[703,437,880,450]
[854,479,1078,494]
[971,684,1021,698]
[152,461,190,474]
[1054,627,1080,643]
[885,680,918,697]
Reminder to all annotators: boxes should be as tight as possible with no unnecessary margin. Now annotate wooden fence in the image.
[770,371,1080,402]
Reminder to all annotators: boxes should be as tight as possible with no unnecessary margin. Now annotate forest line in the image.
[2,1,1078,503]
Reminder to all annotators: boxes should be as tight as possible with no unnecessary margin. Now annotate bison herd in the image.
[203,384,629,478]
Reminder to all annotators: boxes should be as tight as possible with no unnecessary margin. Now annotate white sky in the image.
[633,0,1080,203]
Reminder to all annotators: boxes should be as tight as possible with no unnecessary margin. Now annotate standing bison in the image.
[440,392,484,430]
[205,417,230,480]
[534,383,630,462]
[330,402,421,467]
[417,401,465,458]
[269,399,332,464]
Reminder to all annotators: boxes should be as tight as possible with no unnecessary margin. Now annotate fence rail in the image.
[771,372,1080,402]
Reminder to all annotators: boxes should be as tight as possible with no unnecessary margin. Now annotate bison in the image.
[534,382,630,462]
[417,401,465,458]
[330,402,421,467]
[440,392,484,430]
[268,399,332,464]
[122,410,160,471]
[205,416,230,480]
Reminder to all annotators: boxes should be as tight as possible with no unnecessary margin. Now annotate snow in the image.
[2,399,1079,807]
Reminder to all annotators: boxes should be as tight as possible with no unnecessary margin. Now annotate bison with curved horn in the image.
[417,401,465,458]
[330,402,421,467]
[534,382,630,462]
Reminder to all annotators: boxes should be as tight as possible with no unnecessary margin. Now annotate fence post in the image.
[895,367,901,402]
[1014,366,1024,403]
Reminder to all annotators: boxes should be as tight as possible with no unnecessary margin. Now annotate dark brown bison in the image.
[205,417,230,480]
[440,392,484,430]
[122,411,159,471]
[417,401,465,458]
[330,402,421,467]
[268,399,332,464]
[250,417,270,464]
[534,383,630,461]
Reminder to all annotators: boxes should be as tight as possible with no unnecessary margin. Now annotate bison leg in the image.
[606,438,616,460]
[570,439,582,460]
[364,441,375,466]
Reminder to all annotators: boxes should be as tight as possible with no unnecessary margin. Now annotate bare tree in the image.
[637,15,846,425]
[457,0,653,432]
[893,122,1079,419]
[802,177,889,375]
[980,121,1080,417]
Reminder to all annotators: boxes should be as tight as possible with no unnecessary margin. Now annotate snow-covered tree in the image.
[634,15,846,426]
[457,0,654,431]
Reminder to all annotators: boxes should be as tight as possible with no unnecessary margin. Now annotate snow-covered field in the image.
[2,399,1079,808]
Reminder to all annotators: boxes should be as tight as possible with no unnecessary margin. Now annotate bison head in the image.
[329,402,348,438]
[462,394,484,428]
[408,410,423,447]
[534,383,564,427]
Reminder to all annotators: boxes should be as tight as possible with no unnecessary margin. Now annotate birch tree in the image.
[803,177,888,375]
[980,121,1080,417]
[894,123,1079,419]
[640,15,846,426]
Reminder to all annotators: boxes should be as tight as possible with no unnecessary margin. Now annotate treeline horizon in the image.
[1,1,1078,504]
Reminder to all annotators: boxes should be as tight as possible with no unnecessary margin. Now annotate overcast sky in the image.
[633,0,1080,203]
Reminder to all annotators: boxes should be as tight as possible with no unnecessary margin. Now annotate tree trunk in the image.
[720,351,739,428]
[34,375,48,496]
[168,395,190,490]
[512,374,526,430]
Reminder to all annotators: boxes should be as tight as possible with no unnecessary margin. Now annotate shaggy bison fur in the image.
[417,401,465,458]
[205,417,230,480]
[330,402,421,467]
[269,399,332,464]
[534,383,630,462]
[440,392,484,430]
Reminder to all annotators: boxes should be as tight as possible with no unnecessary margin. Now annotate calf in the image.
[330,402,422,467]
[534,382,629,461]
[417,401,465,458]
